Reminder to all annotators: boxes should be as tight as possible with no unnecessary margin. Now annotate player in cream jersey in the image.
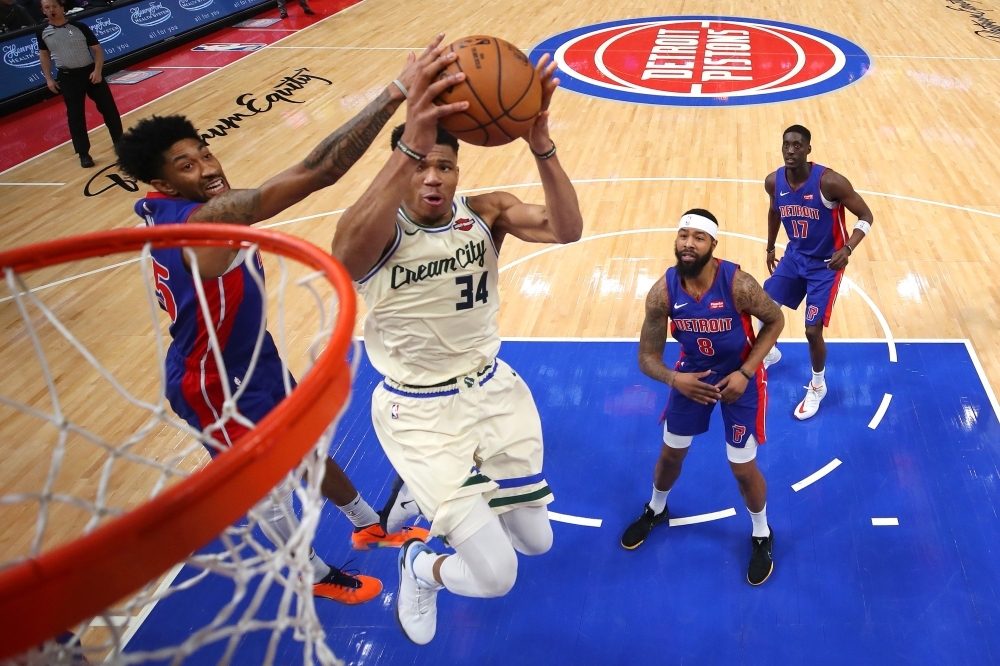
[356,195,500,386]
[333,46,583,646]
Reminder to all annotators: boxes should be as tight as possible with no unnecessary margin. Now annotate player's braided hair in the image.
[115,115,203,183]
[390,124,459,154]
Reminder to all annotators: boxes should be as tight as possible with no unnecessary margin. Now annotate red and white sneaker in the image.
[794,382,827,420]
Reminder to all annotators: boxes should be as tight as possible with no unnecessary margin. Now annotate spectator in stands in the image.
[1,0,35,32]
[37,0,122,168]
[16,0,43,25]
[276,0,313,20]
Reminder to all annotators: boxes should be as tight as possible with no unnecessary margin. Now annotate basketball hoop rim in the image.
[0,224,357,659]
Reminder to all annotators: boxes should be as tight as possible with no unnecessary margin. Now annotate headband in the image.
[678,213,718,239]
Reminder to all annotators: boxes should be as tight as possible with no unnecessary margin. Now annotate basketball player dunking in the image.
[621,210,784,586]
[332,45,583,644]
[112,43,452,604]
[761,125,874,419]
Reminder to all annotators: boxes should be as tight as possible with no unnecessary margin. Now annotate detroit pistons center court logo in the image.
[529,16,871,106]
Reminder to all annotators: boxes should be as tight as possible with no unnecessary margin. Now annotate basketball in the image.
[434,35,543,147]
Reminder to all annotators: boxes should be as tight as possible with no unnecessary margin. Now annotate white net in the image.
[0,233,355,665]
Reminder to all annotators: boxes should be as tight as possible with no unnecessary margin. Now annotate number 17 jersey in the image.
[356,197,500,386]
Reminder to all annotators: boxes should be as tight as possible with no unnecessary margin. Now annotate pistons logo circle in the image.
[530,16,871,106]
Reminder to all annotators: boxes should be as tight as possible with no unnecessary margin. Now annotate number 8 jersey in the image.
[667,259,756,376]
[356,197,501,386]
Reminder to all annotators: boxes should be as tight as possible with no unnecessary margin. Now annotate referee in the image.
[38,0,122,168]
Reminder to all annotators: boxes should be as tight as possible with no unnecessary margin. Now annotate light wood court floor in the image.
[3,0,1000,584]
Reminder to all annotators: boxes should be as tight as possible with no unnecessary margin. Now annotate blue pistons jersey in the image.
[775,163,848,259]
[135,192,289,450]
[667,259,754,376]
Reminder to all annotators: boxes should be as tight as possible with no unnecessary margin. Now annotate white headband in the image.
[678,213,718,239]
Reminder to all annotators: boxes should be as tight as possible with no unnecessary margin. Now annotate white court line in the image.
[843,277,897,362]
[0,259,139,304]
[792,459,842,492]
[668,508,737,527]
[0,0,373,178]
[89,615,134,628]
[500,337,968,343]
[874,55,1000,61]
[548,511,602,528]
[963,340,1000,425]
[112,562,185,656]
[156,66,223,69]
[0,182,65,186]
[868,393,893,429]
[871,517,899,526]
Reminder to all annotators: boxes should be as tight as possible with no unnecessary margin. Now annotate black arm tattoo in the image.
[732,270,781,323]
[303,88,399,184]
[638,281,675,385]
[190,188,261,225]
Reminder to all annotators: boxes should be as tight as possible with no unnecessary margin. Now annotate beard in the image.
[674,247,714,279]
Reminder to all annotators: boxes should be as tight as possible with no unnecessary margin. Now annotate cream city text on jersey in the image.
[390,240,488,289]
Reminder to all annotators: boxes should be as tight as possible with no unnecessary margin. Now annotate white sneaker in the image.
[794,382,827,420]
[381,476,420,535]
[396,539,442,645]
[763,346,782,369]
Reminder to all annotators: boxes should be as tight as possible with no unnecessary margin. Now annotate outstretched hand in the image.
[525,53,559,154]
[399,34,469,156]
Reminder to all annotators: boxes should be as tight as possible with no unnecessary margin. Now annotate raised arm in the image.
[332,39,468,280]
[764,172,780,275]
[716,269,784,402]
[187,42,438,227]
[822,170,874,271]
[470,54,583,249]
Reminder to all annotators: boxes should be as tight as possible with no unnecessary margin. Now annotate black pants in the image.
[58,64,123,157]
[276,0,309,11]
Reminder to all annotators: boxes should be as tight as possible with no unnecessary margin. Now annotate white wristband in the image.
[854,220,871,235]
[391,79,408,99]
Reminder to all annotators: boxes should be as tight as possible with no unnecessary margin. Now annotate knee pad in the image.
[727,435,758,464]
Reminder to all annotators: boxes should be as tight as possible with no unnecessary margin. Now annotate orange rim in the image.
[0,224,356,659]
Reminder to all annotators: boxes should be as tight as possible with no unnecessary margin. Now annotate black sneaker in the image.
[80,154,95,168]
[621,503,668,550]
[302,6,315,14]
[747,527,774,586]
[278,8,287,18]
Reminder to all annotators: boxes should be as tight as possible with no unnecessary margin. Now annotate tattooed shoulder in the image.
[732,269,780,320]
[191,188,261,225]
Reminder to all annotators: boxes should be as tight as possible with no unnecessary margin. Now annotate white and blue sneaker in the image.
[396,538,442,645]
[763,346,782,369]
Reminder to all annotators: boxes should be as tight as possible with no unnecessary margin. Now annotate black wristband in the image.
[739,368,754,381]
[530,142,557,160]
[766,247,775,254]
[396,139,426,162]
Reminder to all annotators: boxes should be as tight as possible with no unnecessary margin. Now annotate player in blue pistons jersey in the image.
[113,42,458,605]
[621,209,785,587]
[761,125,874,420]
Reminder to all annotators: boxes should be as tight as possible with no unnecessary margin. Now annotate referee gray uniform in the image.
[38,19,122,162]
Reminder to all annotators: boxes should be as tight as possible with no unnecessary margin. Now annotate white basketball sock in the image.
[811,368,826,388]
[336,493,379,529]
[309,550,331,583]
[749,504,769,538]
[649,485,670,514]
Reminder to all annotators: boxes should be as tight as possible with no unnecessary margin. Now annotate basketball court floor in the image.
[3,0,1000,663]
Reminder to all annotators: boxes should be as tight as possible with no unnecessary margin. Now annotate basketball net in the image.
[0,226,356,665]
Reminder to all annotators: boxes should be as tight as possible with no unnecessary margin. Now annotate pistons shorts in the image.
[661,369,767,447]
[763,247,844,327]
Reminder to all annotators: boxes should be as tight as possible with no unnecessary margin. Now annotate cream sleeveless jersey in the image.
[356,197,501,386]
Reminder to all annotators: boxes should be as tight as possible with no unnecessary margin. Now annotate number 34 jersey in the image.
[667,259,755,377]
[356,197,500,386]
